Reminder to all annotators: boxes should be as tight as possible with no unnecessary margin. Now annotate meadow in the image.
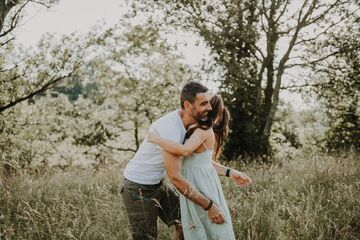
[1,1,359,240]
[1,150,359,240]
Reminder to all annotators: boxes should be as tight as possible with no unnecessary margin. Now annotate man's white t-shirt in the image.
[123,110,187,185]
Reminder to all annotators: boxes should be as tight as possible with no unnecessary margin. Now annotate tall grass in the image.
[0,168,131,240]
[1,151,359,239]
[227,151,360,240]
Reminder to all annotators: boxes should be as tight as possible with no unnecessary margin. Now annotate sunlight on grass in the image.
[1,151,359,239]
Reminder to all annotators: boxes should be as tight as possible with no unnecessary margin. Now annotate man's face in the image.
[187,92,212,122]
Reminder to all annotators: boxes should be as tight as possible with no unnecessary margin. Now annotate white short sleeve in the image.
[150,122,181,143]
[149,110,185,144]
[123,110,186,185]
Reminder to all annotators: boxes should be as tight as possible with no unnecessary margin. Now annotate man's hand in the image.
[163,151,226,225]
[207,202,225,224]
[229,169,252,187]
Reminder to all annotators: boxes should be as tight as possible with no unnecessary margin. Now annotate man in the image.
[121,82,251,240]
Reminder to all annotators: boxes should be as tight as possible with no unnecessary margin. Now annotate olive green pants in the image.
[120,178,180,240]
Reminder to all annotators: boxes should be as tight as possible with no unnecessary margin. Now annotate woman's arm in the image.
[212,160,252,187]
[146,129,207,156]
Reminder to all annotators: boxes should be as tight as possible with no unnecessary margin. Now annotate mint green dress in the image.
[180,145,235,240]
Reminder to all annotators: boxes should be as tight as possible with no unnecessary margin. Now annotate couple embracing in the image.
[121,82,251,240]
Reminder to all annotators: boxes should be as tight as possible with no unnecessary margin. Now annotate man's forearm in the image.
[163,151,211,209]
[169,174,211,209]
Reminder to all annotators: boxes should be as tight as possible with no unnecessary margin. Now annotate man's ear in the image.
[183,100,192,109]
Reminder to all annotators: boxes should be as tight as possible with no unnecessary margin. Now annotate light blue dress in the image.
[180,141,235,240]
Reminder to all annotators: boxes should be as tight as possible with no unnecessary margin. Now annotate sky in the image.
[14,0,309,109]
[16,0,126,44]
[15,0,209,65]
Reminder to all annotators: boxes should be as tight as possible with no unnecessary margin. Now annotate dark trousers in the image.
[120,178,180,240]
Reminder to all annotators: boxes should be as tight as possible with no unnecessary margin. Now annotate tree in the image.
[79,24,190,152]
[0,22,112,175]
[133,0,359,160]
[306,14,360,151]
[326,100,360,151]
[0,1,57,44]
[0,1,114,113]
[0,1,61,113]
[0,23,191,176]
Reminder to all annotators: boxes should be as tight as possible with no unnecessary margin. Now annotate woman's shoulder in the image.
[193,127,214,138]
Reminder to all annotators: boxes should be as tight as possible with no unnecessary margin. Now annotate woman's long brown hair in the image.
[184,94,230,159]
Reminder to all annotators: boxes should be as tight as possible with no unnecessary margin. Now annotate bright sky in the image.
[16,0,126,44]
[15,0,209,64]
[14,0,309,109]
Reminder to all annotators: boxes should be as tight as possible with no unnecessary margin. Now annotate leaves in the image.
[0,22,190,171]
[131,0,359,159]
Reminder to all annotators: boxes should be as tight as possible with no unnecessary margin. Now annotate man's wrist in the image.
[204,199,213,211]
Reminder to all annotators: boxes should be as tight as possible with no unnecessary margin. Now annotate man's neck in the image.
[179,109,195,130]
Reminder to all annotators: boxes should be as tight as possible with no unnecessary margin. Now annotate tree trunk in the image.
[0,0,14,33]
[134,101,140,150]
[259,1,278,152]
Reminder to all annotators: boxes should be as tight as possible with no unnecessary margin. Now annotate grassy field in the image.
[1,151,359,240]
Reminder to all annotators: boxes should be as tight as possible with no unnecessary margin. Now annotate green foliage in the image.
[74,121,113,147]
[132,0,358,159]
[0,30,106,113]
[0,23,190,173]
[326,101,360,151]
[271,102,303,154]
[52,76,97,101]
[138,0,266,158]
[308,16,360,152]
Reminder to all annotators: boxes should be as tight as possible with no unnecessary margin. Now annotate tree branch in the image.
[0,64,17,73]
[0,72,73,113]
[274,0,290,24]
[31,0,52,8]
[0,0,30,38]
[250,42,265,60]
[280,82,332,89]
[303,0,344,27]
[284,50,342,69]
[0,35,14,46]
[100,142,136,152]
[295,7,360,46]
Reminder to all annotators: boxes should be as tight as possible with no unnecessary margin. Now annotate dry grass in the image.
[1,151,359,239]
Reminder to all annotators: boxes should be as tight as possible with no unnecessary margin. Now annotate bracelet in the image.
[225,168,231,177]
[204,199,213,211]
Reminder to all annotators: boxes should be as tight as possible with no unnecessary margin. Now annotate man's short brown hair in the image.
[180,81,209,108]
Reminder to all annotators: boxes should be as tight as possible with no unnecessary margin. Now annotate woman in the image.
[147,94,237,240]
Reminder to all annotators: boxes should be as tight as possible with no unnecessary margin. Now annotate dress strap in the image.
[193,133,208,150]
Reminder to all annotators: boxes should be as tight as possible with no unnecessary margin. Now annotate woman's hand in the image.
[145,130,160,144]
[229,169,252,187]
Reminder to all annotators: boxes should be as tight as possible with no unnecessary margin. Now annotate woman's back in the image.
[182,128,214,169]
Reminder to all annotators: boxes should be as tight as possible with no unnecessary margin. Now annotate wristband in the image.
[204,199,213,211]
[225,168,231,177]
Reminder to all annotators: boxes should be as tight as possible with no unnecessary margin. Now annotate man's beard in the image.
[192,109,208,122]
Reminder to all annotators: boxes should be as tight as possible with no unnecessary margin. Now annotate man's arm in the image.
[147,128,207,157]
[163,151,225,224]
[212,161,252,187]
